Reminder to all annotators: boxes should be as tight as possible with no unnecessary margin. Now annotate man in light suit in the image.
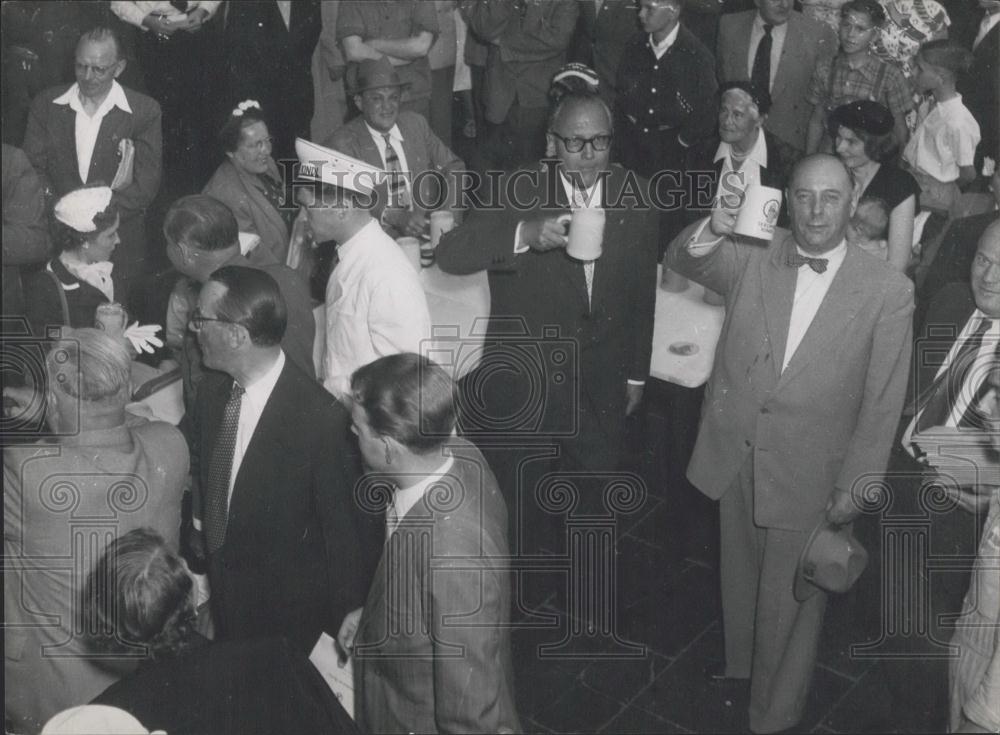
[4,328,188,732]
[324,57,464,240]
[667,154,914,733]
[185,265,364,653]
[338,353,520,735]
[23,26,162,290]
[436,90,658,548]
[716,0,837,158]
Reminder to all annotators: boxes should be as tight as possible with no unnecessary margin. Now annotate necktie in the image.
[382,133,408,208]
[751,24,774,92]
[786,252,828,273]
[204,382,245,553]
[916,319,993,433]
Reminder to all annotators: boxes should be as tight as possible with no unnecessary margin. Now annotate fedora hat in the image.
[793,520,869,602]
[349,57,410,96]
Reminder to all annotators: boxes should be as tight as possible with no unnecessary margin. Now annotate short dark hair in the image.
[840,0,886,27]
[207,265,287,347]
[351,353,456,454]
[918,40,974,78]
[827,103,899,163]
[219,107,269,154]
[52,196,119,253]
[163,195,240,252]
[78,26,123,60]
[85,528,196,660]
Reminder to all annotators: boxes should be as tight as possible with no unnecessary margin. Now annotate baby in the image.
[846,197,890,259]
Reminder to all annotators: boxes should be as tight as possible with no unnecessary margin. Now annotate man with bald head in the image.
[667,154,914,733]
[437,89,658,549]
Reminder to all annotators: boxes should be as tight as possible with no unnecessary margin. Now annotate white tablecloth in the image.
[650,265,725,388]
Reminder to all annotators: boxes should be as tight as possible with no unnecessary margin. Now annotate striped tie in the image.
[572,188,596,306]
[204,382,244,553]
[383,134,408,208]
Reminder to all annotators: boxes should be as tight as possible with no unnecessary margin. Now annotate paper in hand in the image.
[309,632,355,719]
[112,138,135,191]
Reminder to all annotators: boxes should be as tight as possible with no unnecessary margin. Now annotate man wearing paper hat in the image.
[325,56,464,241]
[294,137,431,402]
[666,154,913,733]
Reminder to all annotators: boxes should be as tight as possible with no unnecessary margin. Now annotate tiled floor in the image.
[504,397,890,735]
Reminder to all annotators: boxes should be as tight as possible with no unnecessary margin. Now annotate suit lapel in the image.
[733,13,754,77]
[759,233,797,381]
[89,108,127,184]
[54,103,84,186]
[776,245,866,389]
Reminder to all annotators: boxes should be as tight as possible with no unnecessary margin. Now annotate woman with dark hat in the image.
[829,99,919,271]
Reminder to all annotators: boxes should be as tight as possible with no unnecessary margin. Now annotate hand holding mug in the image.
[520,215,569,252]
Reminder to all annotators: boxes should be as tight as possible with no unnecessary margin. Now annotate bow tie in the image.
[786,253,828,273]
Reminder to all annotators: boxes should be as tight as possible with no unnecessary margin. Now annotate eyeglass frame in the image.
[74,61,120,77]
[188,308,244,331]
[549,132,613,154]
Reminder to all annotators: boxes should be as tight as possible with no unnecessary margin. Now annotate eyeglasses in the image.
[242,136,274,153]
[550,133,612,153]
[189,309,242,331]
[75,62,117,77]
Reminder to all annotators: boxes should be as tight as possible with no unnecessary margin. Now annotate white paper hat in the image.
[295,137,382,196]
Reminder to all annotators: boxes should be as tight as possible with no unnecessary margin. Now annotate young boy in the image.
[903,40,981,214]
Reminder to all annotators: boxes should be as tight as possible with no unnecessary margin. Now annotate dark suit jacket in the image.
[717,10,837,152]
[921,211,998,308]
[324,110,465,220]
[913,282,979,406]
[668,222,914,530]
[190,359,363,652]
[94,637,358,735]
[958,21,998,162]
[22,83,162,219]
[461,0,579,121]
[436,163,658,465]
[354,440,520,734]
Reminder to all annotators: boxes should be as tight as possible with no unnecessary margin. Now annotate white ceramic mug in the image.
[563,208,605,261]
[396,236,421,273]
[734,184,783,241]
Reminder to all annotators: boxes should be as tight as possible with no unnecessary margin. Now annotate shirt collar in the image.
[936,94,965,111]
[649,23,681,57]
[714,128,769,168]
[365,122,403,147]
[337,218,383,262]
[753,12,785,32]
[558,171,604,208]
[393,454,455,522]
[240,350,285,410]
[969,309,1000,335]
[53,81,132,116]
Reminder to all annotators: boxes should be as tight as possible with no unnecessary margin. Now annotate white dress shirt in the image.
[110,1,221,28]
[902,311,1000,450]
[230,349,285,503]
[903,95,981,184]
[747,14,788,90]
[649,23,681,60]
[386,455,455,537]
[781,240,847,372]
[323,219,433,400]
[53,81,132,184]
[714,129,769,207]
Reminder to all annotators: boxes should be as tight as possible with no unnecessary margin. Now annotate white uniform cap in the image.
[295,137,383,196]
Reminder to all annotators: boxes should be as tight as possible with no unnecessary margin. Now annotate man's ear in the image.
[113,58,126,79]
[354,95,364,111]
[227,324,249,350]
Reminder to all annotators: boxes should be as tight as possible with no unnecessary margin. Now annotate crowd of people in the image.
[2,1,999,734]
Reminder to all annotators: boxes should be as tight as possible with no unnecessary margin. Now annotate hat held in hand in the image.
[793,520,869,602]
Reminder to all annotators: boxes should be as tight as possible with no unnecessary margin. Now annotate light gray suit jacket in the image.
[667,222,914,531]
[353,439,520,734]
[717,11,837,153]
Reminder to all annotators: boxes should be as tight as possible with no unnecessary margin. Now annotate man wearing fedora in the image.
[667,154,914,733]
[325,57,464,241]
